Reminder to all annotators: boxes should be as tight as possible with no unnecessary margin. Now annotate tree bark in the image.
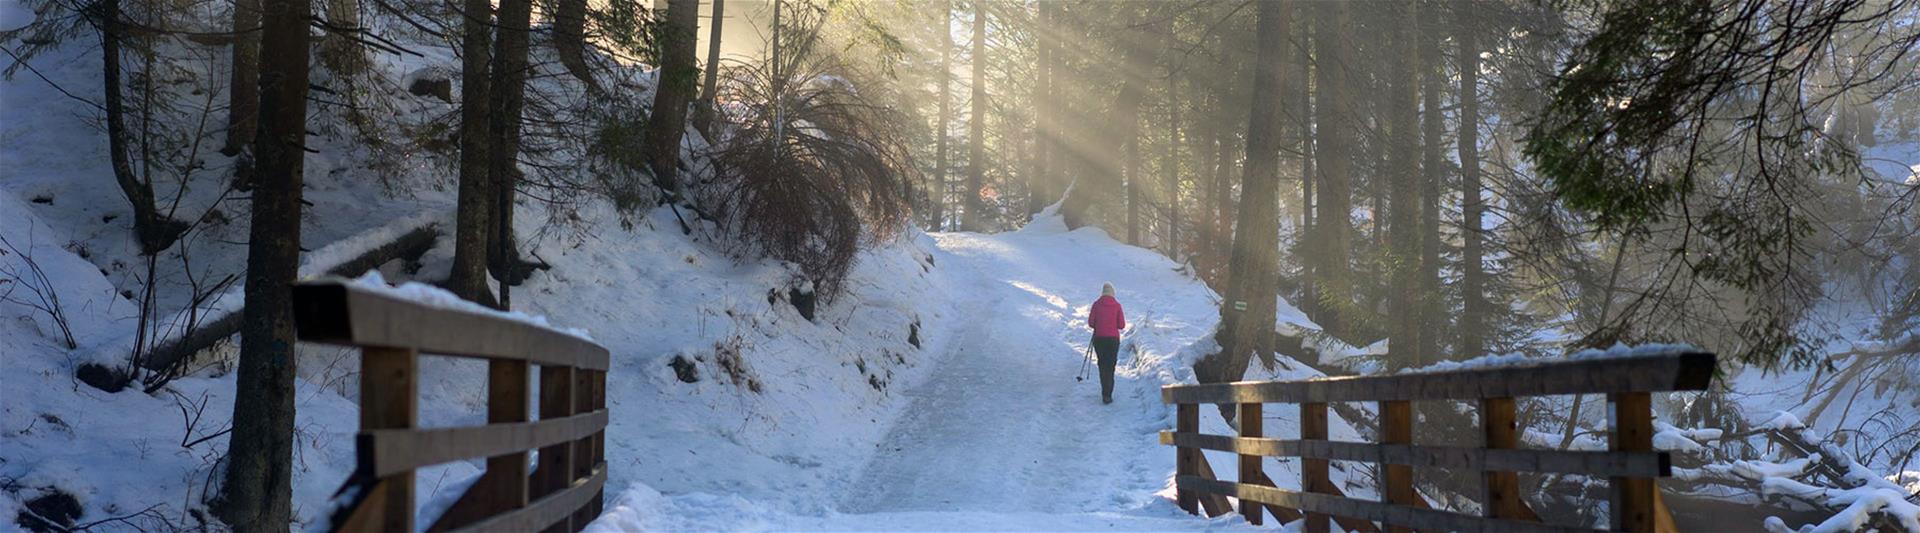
[1296,22,1314,317]
[1197,0,1289,386]
[694,0,724,135]
[1385,1,1422,370]
[933,0,952,230]
[224,0,259,155]
[553,0,592,86]
[1027,0,1050,217]
[1310,1,1354,341]
[487,0,532,309]
[1418,3,1445,363]
[99,0,179,255]
[449,0,494,304]
[643,0,701,195]
[1166,66,1180,260]
[1457,10,1488,360]
[963,0,987,231]
[221,0,309,523]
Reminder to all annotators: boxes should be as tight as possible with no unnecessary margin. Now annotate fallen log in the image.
[136,221,441,382]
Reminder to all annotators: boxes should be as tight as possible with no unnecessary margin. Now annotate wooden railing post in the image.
[428,360,532,532]
[1301,401,1329,533]
[1176,403,1199,515]
[1238,402,1264,525]
[570,367,595,531]
[1609,392,1655,532]
[1381,400,1414,533]
[1481,397,1529,521]
[536,365,577,533]
[361,347,418,531]
[591,369,607,518]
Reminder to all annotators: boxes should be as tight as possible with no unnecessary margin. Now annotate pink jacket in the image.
[1089,295,1126,339]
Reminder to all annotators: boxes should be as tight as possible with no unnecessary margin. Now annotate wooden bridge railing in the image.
[293,279,611,533]
[1160,350,1716,533]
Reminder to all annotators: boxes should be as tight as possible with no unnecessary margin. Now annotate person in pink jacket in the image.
[1088,282,1127,404]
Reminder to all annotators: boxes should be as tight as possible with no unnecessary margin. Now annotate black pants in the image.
[1093,336,1119,401]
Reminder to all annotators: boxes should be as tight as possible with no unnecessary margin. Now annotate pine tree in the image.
[643,0,701,195]
[1197,0,1290,386]
[450,0,495,304]
[963,0,986,231]
[221,0,310,523]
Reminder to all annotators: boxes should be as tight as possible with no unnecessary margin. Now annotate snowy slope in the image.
[587,210,1367,531]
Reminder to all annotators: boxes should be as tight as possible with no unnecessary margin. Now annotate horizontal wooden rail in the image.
[1178,476,1589,533]
[448,465,607,533]
[1162,350,1713,533]
[292,280,609,371]
[361,410,610,477]
[1159,432,1670,478]
[296,279,612,533]
[1162,352,1713,404]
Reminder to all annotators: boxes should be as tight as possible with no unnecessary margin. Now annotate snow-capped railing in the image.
[291,279,610,533]
[1160,349,1717,533]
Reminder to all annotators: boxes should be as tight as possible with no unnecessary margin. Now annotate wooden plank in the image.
[1610,392,1655,532]
[362,410,609,477]
[1156,432,1670,478]
[359,346,418,532]
[1238,402,1264,525]
[1176,403,1198,515]
[329,478,400,533]
[292,280,610,371]
[429,360,535,532]
[534,365,577,533]
[1193,451,1234,517]
[1162,352,1716,404]
[1652,489,1678,533]
[1483,397,1533,521]
[1302,402,1329,533]
[448,465,607,533]
[1381,400,1414,533]
[1175,476,1589,533]
[571,368,594,532]
[1246,470,1304,523]
[591,370,607,518]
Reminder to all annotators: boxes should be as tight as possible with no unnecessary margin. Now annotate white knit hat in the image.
[1102,283,1115,297]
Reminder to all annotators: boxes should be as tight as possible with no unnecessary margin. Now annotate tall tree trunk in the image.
[221,0,309,523]
[488,0,532,309]
[1385,1,1422,369]
[554,0,592,85]
[933,0,951,231]
[963,0,986,231]
[1026,0,1049,217]
[1211,116,1234,262]
[1166,68,1180,260]
[1417,5,1445,362]
[1296,22,1314,316]
[318,0,365,82]
[1311,0,1354,341]
[643,0,701,195]
[694,0,724,135]
[449,0,494,304]
[1196,89,1217,273]
[224,0,259,155]
[1197,0,1289,386]
[99,1,178,255]
[1457,12,1487,360]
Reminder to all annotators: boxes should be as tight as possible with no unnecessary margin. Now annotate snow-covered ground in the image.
[586,210,1365,531]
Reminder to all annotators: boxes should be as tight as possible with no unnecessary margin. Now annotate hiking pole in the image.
[1076,344,1092,382]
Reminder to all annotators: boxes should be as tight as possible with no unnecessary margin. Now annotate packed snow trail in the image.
[588,217,1268,531]
[836,232,1176,514]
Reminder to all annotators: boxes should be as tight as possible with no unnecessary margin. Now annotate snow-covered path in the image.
[588,219,1265,530]
[836,231,1174,515]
